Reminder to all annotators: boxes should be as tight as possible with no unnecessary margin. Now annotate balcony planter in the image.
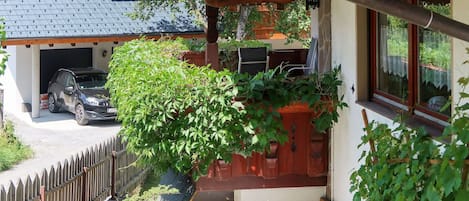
[180,51,206,66]
[107,39,346,188]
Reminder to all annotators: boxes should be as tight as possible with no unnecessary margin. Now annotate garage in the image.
[40,48,92,94]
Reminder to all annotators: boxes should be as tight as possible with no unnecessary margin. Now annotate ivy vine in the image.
[107,38,345,180]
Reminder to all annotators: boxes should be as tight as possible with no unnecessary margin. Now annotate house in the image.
[3,0,467,200]
[328,0,469,200]
[200,0,469,201]
[0,0,205,118]
[0,0,303,119]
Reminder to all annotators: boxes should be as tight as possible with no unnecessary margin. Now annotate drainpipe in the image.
[346,0,469,42]
[31,45,40,118]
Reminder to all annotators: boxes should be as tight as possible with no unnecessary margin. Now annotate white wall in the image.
[451,0,469,106]
[235,187,326,201]
[2,46,21,113]
[15,46,33,110]
[330,0,469,200]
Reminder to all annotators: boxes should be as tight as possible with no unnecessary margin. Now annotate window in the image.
[370,0,451,127]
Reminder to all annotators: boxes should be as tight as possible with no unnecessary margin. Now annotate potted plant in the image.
[106,38,346,181]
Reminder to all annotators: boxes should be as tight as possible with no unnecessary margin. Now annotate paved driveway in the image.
[0,110,120,188]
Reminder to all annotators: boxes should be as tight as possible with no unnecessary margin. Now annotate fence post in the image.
[82,167,88,201]
[110,151,117,200]
[40,186,46,201]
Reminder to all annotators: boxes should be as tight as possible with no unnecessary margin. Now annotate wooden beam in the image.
[347,0,469,42]
[1,33,205,46]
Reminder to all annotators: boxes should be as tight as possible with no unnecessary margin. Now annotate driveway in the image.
[0,110,120,189]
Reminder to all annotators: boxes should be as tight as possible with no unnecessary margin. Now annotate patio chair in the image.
[238,47,269,75]
[280,38,318,76]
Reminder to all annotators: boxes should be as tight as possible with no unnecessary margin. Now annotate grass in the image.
[0,120,33,171]
[123,170,179,201]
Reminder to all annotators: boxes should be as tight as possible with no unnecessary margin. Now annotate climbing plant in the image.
[0,18,8,75]
[107,38,346,180]
[350,50,469,201]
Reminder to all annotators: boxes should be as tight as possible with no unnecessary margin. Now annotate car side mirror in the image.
[64,86,74,95]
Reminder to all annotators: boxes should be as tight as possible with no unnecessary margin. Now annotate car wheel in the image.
[48,94,59,113]
[75,103,89,125]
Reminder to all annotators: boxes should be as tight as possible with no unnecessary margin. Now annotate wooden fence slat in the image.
[32,175,40,201]
[40,169,48,191]
[7,181,15,201]
[0,136,147,201]
[24,176,32,201]
[1,185,6,201]
[15,180,23,201]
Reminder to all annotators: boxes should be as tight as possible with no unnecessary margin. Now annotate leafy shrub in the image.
[0,121,33,171]
[107,38,345,180]
[350,77,469,201]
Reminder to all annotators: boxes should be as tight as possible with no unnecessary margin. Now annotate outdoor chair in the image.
[238,47,269,75]
[280,38,318,76]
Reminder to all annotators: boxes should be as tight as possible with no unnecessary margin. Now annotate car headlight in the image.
[85,97,100,106]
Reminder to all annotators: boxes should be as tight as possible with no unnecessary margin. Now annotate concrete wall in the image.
[330,0,469,200]
[234,187,326,201]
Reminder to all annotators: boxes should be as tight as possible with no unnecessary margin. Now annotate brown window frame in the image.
[368,2,451,129]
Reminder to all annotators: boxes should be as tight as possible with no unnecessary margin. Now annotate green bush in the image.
[350,78,469,201]
[0,121,33,171]
[107,38,345,180]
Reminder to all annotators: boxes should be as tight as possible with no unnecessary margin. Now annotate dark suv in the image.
[47,68,117,125]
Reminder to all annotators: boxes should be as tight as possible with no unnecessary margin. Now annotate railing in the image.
[0,137,147,201]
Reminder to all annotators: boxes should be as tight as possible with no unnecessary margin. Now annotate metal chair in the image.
[237,47,269,75]
[280,38,318,76]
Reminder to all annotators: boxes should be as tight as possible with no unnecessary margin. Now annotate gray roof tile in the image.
[1,0,203,39]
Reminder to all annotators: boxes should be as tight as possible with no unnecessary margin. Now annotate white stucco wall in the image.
[330,0,469,200]
[235,187,326,201]
[15,46,33,111]
[451,0,469,106]
[2,46,20,113]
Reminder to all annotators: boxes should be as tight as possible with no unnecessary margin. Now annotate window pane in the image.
[377,14,408,100]
[418,0,451,116]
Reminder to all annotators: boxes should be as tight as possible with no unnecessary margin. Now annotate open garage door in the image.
[40,48,92,94]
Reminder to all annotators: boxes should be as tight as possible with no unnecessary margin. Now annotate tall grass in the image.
[0,121,33,171]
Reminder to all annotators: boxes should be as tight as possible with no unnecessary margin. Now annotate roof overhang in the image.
[1,33,205,47]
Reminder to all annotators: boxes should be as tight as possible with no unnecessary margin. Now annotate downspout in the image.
[346,0,469,42]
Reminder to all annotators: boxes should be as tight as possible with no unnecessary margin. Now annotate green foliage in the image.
[219,5,262,40]
[129,0,310,44]
[0,121,33,171]
[274,0,311,46]
[124,186,178,201]
[123,170,178,201]
[182,38,206,52]
[0,17,8,75]
[350,52,469,201]
[107,38,345,180]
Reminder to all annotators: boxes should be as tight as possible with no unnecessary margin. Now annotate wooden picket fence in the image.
[0,136,148,201]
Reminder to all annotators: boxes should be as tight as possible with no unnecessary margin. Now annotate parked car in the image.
[47,67,117,125]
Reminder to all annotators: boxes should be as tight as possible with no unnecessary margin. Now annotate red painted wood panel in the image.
[197,103,329,190]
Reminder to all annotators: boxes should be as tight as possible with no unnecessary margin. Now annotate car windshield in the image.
[76,73,107,89]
